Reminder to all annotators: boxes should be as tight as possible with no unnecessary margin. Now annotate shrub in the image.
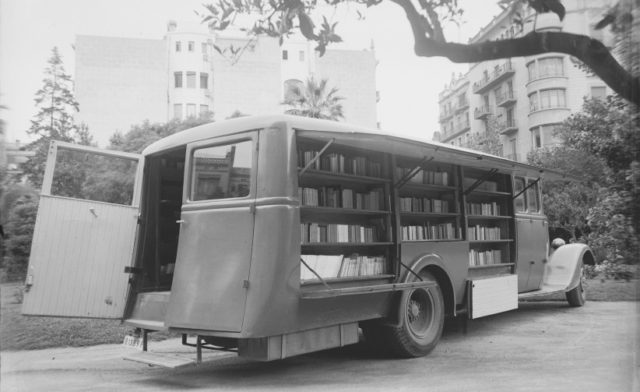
[3,195,39,281]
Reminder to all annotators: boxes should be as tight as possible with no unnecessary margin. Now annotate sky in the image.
[0,0,501,147]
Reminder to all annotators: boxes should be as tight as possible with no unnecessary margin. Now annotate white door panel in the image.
[21,141,143,318]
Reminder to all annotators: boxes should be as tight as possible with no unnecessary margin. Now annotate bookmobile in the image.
[22,115,594,367]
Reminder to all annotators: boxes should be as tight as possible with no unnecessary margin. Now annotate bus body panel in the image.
[165,205,254,332]
[399,242,468,305]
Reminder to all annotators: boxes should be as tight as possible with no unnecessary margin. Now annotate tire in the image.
[566,271,586,307]
[383,271,445,358]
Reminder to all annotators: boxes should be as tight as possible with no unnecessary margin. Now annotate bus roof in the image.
[142,114,575,182]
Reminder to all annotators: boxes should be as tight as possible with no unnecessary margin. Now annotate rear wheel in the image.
[384,271,445,357]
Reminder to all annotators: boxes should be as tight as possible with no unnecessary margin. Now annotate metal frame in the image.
[41,140,144,206]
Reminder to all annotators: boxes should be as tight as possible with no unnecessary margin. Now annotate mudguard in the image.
[545,243,594,292]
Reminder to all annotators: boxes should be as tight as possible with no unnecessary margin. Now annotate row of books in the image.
[396,167,450,186]
[468,225,502,241]
[399,197,451,213]
[466,201,502,216]
[298,187,383,210]
[401,223,459,241]
[299,150,383,177]
[300,254,387,280]
[469,249,503,266]
[301,223,378,243]
[463,178,499,192]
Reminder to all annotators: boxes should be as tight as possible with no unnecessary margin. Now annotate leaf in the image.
[528,0,565,20]
[298,12,317,40]
[595,13,615,30]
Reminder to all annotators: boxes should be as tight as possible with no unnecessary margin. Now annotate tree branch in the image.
[392,0,639,106]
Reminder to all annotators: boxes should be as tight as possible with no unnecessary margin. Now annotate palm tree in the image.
[283,77,344,121]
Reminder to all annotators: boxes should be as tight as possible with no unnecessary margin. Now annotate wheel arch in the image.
[403,254,456,317]
[546,243,595,292]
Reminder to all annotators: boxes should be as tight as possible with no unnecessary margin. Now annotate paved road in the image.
[2,301,639,392]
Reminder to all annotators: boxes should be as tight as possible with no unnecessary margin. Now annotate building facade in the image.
[434,0,614,162]
[75,22,377,146]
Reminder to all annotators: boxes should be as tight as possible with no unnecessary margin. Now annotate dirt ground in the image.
[2,300,638,392]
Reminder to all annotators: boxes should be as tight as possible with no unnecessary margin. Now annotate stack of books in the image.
[469,249,502,266]
[467,225,502,241]
[300,254,386,280]
[301,223,378,243]
[401,222,458,241]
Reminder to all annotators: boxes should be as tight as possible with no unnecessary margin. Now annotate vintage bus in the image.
[21,115,594,367]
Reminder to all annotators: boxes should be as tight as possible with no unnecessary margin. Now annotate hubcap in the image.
[406,289,434,338]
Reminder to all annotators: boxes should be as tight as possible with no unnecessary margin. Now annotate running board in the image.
[518,284,566,299]
[124,351,196,369]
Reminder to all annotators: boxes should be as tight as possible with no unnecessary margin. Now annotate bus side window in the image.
[526,179,540,213]
[191,140,253,201]
[514,176,526,213]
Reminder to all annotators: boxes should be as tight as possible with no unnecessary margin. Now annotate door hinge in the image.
[124,266,143,274]
[243,280,250,289]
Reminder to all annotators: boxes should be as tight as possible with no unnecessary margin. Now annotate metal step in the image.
[518,284,566,299]
[123,351,196,369]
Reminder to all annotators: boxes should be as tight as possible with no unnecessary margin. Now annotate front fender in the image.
[545,243,594,292]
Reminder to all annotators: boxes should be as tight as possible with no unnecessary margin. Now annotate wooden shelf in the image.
[467,215,512,220]
[400,211,459,218]
[299,169,390,185]
[469,239,514,244]
[302,242,394,248]
[301,206,390,216]
[301,274,395,285]
[468,263,515,270]
[300,280,436,299]
[402,238,461,243]
[400,183,457,192]
[467,189,511,197]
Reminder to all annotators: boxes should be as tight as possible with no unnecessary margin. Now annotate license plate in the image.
[123,334,143,350]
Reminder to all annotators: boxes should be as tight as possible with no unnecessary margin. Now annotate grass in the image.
[0,282,178,351]
[2,277,638,352]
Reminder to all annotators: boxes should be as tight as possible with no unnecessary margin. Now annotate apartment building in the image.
[434,0,614,162]
[75,22,377,146]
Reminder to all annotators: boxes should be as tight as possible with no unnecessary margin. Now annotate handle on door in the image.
[89,208,98,218]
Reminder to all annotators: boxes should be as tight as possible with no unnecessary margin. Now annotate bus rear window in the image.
[191,140,253,201]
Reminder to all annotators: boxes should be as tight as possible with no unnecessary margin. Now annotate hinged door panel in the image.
[22,141,143,318]
[166,132,258,331]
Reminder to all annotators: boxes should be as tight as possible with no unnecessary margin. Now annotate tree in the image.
[528,96,639,264]
[20,47,91,189]
[109,112,214,153]
[462,116,503,157]
[199,0,639,106]
[283,77,344,120]
[3,194,38,280]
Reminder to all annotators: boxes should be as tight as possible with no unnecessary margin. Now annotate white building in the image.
[75,22,378,146]
[434,0,615,162]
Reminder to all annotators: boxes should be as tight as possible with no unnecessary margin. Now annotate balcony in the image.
[500,119,518,135]
[473,61,515,94]
[496,90,517,107]
[474,106,492,119]
[455,99,469,113]
[439,110,454,122]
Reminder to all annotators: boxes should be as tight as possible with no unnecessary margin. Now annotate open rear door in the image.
[22,141,143,318]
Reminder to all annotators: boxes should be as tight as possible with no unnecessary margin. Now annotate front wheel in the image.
[384,271,445,357]
[566,266,587,307]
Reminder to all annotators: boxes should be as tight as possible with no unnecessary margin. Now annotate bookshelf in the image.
[462,168,515,270]
[394,159,462,243]
[297,138,394,284]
